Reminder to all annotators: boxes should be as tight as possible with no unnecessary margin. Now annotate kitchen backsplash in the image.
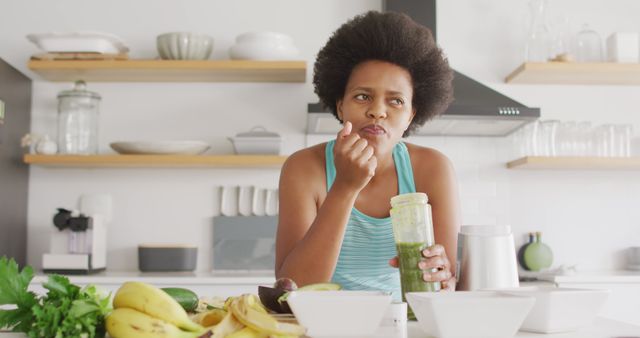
[15,0,640,272]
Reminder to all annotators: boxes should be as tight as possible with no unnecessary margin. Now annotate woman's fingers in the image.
[418,256,447,270]
[421,244,446,259]
[422,268,452,282]
[441,276,457,291]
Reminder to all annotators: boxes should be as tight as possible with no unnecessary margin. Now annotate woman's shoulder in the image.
[404,142,453,168]
[281,142,327,175]
[404,142,456,183]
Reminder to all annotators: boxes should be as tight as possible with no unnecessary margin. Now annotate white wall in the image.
[2,0,639,272]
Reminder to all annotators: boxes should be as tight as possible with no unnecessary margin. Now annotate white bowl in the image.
[499,286,610,333]
[406,291,535,338]
[229,31,299,60]
[287,290,392,337]
[157,32,213,60]
[110,141,209,155]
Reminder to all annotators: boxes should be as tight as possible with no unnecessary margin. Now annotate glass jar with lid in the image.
[57,80,101,154]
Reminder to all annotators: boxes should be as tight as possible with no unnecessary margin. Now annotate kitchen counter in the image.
[537,270,640,283]
[32,270,275,285]
[29,270,276,298]
[1,317,638,338]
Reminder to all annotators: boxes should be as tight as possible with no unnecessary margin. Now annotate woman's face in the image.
[337,60,415,156]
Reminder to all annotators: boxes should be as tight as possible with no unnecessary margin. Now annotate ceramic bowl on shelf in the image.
[156,32,214,60]
[498,286,610,333]
[110,141,209,155]
[287,290,392,337]
[229,31,299,60]
[406,291,535,338]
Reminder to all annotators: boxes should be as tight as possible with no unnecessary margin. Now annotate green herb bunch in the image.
[0,256,112,338]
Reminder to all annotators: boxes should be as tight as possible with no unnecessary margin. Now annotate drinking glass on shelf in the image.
[576,121,593,156]
[574,24,604,62]
[525,0,552,62]
[556,121,576,156]
[537,120,560,156]
[615,124,633,157]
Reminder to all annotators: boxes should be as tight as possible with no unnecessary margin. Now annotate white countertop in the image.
[535,270,640,283]
[32,270,275,285]
[1,317,638,338]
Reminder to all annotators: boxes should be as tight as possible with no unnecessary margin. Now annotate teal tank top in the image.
[325,140,416,300]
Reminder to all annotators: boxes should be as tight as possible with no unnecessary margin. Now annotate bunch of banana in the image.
[107,281,208,338]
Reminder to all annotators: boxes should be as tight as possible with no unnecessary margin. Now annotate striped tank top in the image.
[325,140,416,300]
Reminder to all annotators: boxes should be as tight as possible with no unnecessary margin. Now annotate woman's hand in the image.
[389,244,456,291]
[333,121,377,192]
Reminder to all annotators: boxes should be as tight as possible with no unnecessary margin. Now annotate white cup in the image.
[220,186,239,216]
[238,186,254,216]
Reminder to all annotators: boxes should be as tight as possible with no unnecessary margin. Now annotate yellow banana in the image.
[230,294,306,337]
[113,281,203,332]
[106,308,204,338]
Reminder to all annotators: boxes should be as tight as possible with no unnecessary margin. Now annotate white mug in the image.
[220,186,239,217]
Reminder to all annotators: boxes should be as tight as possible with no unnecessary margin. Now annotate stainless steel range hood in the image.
[307,0,540,137]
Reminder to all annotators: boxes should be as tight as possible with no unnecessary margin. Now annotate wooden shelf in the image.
[505,62,640,85]
[27,59,306,82]
[24,154,288,168]
[507,156,640,170]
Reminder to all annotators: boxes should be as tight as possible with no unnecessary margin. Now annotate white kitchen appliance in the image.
[456,225,520,291]
[42,194,111,274]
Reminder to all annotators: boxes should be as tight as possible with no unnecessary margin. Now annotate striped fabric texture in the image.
[325,140,416,300]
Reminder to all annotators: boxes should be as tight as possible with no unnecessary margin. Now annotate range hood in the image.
[307,0,540,137]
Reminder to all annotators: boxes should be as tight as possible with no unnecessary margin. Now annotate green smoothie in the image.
[396,242,440,320]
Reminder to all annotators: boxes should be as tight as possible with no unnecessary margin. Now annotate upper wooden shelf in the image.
[24,154,288,168]
[505,62,640,85]
[27,59,306,82]
[507,156,640,170]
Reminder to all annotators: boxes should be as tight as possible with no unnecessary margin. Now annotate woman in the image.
[275,11,460,296]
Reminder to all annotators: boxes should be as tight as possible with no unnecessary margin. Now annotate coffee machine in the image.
[42,194,111,274]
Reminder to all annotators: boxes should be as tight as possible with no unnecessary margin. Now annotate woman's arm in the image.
[411,146,461,290]
[275,122,377,285]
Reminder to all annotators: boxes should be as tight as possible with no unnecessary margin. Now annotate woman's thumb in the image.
[338,121,352,138]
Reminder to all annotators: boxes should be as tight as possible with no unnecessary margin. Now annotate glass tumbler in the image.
[390,193,440,320]
[57,80,101,154]
[574,24,604,62]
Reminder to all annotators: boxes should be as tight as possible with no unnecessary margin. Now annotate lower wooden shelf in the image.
[507,156,640,170]
[24,154,288,168]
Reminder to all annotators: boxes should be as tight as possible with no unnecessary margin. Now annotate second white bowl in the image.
[287,290,391,337]
[406,291,535,338]
[499,286,610,333]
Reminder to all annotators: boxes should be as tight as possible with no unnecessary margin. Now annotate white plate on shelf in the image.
[110,141,209,155]
[27,31,129,54]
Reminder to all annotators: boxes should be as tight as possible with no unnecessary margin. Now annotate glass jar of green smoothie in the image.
[390,192,440,320]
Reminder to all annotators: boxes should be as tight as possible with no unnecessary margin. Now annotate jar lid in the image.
[235,126,280,138]
[390,192,428,208]
[57,80,101,100]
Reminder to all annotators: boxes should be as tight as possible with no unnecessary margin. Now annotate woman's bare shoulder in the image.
[280,143,328,187]
[405,143,454,171]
